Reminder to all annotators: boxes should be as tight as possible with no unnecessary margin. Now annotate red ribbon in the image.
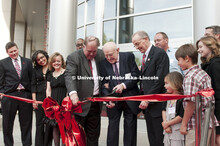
[1,88,214,146]
[42,97,86,146]
[0,93,43,104]
[87,89,215,102]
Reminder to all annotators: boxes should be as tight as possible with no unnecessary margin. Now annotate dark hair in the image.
[205,25,220,35]
[48,52,66,71]
[32,50,49,68]
[175,44,198,64]
[196,36,220,63]
[165,72,183,95]
[5,42,18,51]
[84,36,100,46]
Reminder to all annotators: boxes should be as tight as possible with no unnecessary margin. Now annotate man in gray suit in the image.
[65,36,105,146]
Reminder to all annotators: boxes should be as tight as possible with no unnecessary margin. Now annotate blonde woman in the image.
[46,52,67,146]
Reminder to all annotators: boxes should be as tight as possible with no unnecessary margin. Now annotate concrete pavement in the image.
[0,113,149,146]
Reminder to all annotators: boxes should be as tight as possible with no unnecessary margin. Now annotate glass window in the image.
[87,0,95,23]
[103,20,116,45]
[77,3,85,27]
[133,8,192,40]
[119,0,134,16]
[133,0,191,14]
[119,17,133,43]
[118,8,192,43]
[86,24,95,37]
[119,0,191,16]
[77,27,84,39]
[104,0,117,19]
[78,0,84,4]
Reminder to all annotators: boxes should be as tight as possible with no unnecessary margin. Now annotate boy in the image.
[175,44,218,146]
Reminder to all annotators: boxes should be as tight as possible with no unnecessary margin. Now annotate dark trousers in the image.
[107,101,137,146]
[75,102,101,146]
[145,112,164,146]
[35,105,52,146]
[1,91,33,146]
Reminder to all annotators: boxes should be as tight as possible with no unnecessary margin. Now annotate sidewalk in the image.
[0,113,149,146]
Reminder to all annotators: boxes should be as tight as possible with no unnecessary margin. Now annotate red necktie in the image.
[88,60,93,76]
[142,54,146,71]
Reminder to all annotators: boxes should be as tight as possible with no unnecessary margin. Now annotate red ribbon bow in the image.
[42,97,86,146]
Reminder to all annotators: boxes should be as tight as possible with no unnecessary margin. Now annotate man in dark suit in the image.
[0,42,33,146]
[65,36,105,146]
[100,42,140,146]
[132,31,169,146]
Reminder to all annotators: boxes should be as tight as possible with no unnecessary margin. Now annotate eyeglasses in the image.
[133,39,144,48]
[76,43,84,47]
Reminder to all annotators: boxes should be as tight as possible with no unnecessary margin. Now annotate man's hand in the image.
[0,93,4,100]
[139,101,149,109]
[113,84,124,94]
[180,124,188,135]
[70,93,79,106]
[104,83,109,89]
[106,101,115,108]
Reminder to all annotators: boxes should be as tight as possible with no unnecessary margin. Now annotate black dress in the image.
[47,71,67,105]
[31,67,52,146]
[201,57,220,134]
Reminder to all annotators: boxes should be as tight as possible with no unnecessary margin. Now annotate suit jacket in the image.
[0,56,32,96]
[65,49,105,116]
[100,52,141,115]
[201,57,220,121]
[141,45,169,117]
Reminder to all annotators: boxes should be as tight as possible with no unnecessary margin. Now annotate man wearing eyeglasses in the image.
[65,36,105,146]
[132,31,169,146]
[75,38,84,50]
[100,42,140,146]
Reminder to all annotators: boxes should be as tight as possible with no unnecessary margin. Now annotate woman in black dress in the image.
[32,50,52,146]
[197,36,220,145]
[46,52,67,146]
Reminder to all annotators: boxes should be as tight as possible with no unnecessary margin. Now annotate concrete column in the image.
[193,0,220,43]
[47,0,77,59]
[95,0,104,45]
[14,22,25,56]
[0,0,12,59]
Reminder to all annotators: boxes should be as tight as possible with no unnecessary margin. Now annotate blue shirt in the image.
[167,48,183,74]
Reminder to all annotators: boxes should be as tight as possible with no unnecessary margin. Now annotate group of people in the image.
[0,25,219,146]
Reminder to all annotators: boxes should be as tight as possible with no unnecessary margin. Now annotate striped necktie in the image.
[142,54,146,72]
[14,59,24,89]
[14,59,21,78]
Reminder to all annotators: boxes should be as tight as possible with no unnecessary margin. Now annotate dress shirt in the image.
[166,48,183,74]
[143,44,152,63]
[12,56,25,89]
[111,55,126,89]
[69,58,99,96]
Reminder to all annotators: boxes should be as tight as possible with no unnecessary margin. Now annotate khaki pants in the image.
[186,128,212,146]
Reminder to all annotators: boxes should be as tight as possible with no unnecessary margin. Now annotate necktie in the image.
[114,63,119,77]
[142,54,146,71]
[14,59,24,89]
[14,59,21,78]
[114,63,120,84]
[88,59,93,76]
